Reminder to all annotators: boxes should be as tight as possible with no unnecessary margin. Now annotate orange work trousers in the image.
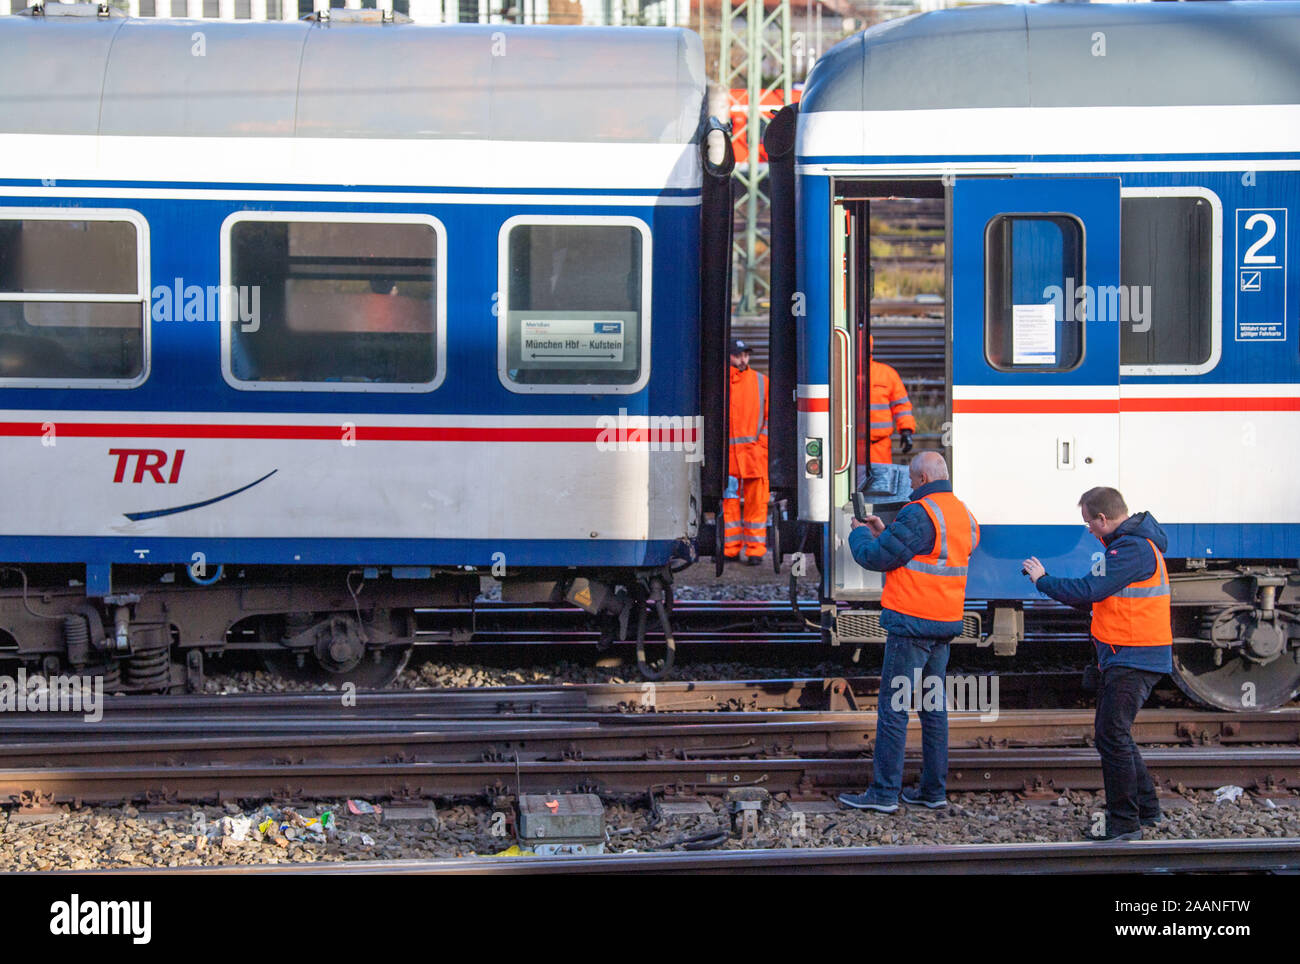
[723,475,769,558]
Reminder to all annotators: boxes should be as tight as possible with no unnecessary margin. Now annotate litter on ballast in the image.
[1213,785,1245,804]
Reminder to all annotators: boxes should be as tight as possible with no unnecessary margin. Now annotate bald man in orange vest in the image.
[724,338,769,564]
[838,451,979,813]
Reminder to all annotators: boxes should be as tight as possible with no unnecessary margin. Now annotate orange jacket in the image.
[729,364,768,480]
[869,355,915,465]
[1091,539,1174,647]
[880,491,979,623]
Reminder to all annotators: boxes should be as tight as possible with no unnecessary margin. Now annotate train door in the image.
[827,200,879,598]
[950,177,1122,596]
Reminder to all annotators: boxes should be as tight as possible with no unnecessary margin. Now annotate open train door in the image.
[950,177,1122,598]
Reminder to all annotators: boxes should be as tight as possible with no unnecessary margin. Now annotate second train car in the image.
[765,1,1300,710]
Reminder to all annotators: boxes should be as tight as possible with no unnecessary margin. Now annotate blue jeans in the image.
[870,633,951,802]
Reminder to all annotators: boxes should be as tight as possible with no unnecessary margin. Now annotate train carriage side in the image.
[0,13,712,686]
[783,1,1300,709]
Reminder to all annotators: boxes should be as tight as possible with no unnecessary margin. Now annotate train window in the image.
[984,215,1084,372]
[222,214,445,392]
[498,217,651,394]
[1120,192,1218,374]
[0,212,148,387]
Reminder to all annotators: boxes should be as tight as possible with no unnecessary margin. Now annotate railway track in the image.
[3,695,1298,806]
[87,837,1300,875]
[0,670,1105,726]
[4,747,1296,806]
[6,706,1300,763]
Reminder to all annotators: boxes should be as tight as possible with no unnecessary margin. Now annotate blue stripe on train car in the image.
[969,524,1300,600]
[796,174,832,387]
[0,536,685,569]
[0,192,702,419]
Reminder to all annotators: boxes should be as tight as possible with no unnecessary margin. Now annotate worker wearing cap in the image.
[724,338,769,564]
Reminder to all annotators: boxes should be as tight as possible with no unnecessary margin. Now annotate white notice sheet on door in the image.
[1012,303,1057,366]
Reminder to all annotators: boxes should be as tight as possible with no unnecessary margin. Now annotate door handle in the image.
[832,328,852,475]
[1057,437,1075,470]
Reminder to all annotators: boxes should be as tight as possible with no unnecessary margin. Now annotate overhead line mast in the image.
[719,0,791,314]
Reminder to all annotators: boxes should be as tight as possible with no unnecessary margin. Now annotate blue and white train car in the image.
[779,1,1300,708]
[0,7,717,685]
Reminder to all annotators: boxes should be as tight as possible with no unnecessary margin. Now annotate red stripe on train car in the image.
[951,400,1120,414]
[0,422,700,443]
[953,397,1300,414]
[796,398,830,412]
[1120,397,1300,412]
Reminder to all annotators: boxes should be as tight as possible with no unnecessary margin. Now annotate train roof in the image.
[801,1,1300,113]
[0,13,706,143]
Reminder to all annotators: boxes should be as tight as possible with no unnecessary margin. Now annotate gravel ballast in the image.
[2,789,1296,871]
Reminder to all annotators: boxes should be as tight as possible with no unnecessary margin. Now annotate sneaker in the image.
[1087,826,1142,842]
[1139,812,1164,828]
[901,787,948,809]
[837,792,898,813]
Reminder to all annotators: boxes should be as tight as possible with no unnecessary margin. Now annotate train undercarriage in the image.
[0,563,682,692]
[0,559,1295,711]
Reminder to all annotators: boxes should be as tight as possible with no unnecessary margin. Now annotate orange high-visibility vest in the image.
[729,365,768,480]
[866,337,915,465]
[880,491,979,623]
[1091,538,1173,647]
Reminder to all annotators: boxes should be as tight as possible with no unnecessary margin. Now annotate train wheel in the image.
[263,646,411,688]
[1171,642,1300,711]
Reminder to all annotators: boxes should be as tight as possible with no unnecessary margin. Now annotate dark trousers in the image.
[1095,665,1163,833]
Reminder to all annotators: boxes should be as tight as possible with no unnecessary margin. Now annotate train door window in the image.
[0,210,149,388]
[1119,189,1220,375]
[221,213,445,393]
[498,215,651,395]
[984,214,1084,372]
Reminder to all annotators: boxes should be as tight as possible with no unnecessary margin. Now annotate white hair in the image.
[910,450,949,481]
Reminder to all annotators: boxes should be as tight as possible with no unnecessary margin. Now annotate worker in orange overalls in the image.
[869,334,916,464]
[724,338,769,564]
[862,334,917,499]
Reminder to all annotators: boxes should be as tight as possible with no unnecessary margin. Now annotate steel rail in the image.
[74,837,1300,875]
[0,671,1099,728]
[3,709,1299,763]
[2,747,1297,804]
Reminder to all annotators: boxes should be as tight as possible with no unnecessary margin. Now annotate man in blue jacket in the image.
[838,451,979,813]
[1022,486,1173,841]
